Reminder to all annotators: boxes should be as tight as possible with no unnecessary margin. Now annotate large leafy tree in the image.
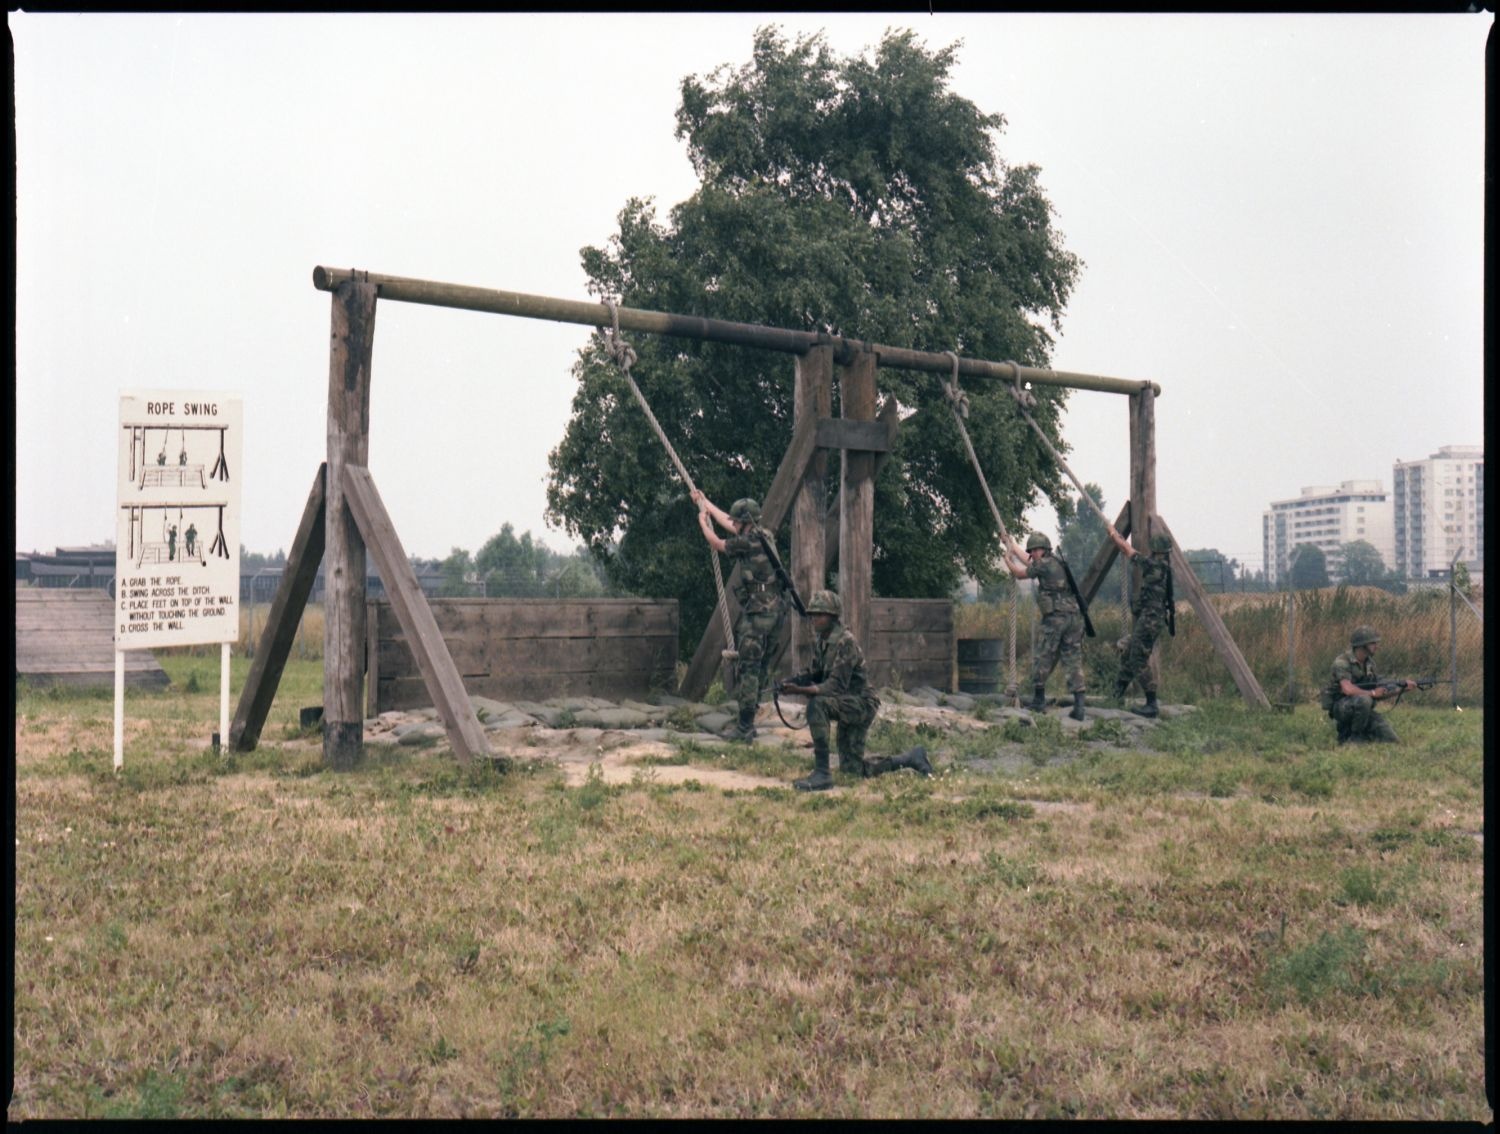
[547,26,1082,648]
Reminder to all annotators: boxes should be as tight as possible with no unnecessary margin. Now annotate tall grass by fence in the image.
[169,584,1482,712]
[957,584,1483,709]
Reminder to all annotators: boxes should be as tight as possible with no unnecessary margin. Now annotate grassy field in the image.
[12,656,1487,1120]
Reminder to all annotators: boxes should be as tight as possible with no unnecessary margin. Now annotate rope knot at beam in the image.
[595,299,638,373]
[940,351,970,419]
[1004,362,1038,409]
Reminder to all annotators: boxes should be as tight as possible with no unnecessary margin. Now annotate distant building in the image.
[1262,480,1394,586]
[1392,445,1484,580]
[14,546,445,601]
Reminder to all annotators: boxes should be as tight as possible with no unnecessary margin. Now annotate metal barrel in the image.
[956,637,1005,695]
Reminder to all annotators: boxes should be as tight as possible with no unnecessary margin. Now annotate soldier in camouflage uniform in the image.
[1321,626,1416,744]
[779,589,932,791]
[1003,532,1088,721]
[1108,528,1175,717]
[693,490,787,741]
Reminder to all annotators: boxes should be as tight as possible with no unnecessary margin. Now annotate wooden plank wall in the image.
[867,599,953,693]
[369,596,950,710]
[16,586,170,689]
[368,598,679,712]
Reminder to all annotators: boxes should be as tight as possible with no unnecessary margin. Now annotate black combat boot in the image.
[725,702,757,742]
[897,746,933,777]
[1112,678,1128,703]
[1070,690,1087,721]
[1131,692,1159,719]
[794,741,834,792]
[1027,685,1048,713]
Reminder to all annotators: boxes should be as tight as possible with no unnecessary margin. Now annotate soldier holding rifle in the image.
[1320,625,1423,744]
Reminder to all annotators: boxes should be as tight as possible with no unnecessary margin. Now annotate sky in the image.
[12,11,1489,576]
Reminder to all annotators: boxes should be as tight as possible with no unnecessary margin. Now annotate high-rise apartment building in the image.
[1392,445,1483,579]
[1262,480,1394,586]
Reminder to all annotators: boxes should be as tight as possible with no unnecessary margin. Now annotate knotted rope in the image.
[942,351,1013,548]
[597,301,736,657]
[1000,362,1114,532]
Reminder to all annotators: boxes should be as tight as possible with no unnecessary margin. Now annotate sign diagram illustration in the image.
[115,393,243,649]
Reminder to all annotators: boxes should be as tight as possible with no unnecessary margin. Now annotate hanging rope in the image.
[942,351,1017,549]
[597,301,736,656]
[1001,363,1116,532]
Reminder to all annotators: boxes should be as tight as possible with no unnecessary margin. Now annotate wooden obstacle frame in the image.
[230,267,1269,769]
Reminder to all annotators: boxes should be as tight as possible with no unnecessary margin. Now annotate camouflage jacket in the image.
[1026,552,1080,616]
[723,524,783,614]
[1320,650,1379,712]
[802,620,871,701]
[1134,553,1172,617]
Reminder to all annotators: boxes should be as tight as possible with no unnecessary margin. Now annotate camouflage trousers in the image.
[732,607,784,717]
[1116,605,1166,694]
[1032,610,1085,692]
[1330,695,1398,743]
[807,692,881,771]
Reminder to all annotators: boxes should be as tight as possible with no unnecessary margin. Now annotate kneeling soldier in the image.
[780,590,932,792]
[1321,626,1418,744]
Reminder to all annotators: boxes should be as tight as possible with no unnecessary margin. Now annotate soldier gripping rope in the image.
[692,491,791,742]
[1002,531,1093,721]
[1321,626,1427,745]
[778,589,932,791]
[1108,528,1175,718]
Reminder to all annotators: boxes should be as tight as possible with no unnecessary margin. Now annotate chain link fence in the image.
[959,579,1484,710]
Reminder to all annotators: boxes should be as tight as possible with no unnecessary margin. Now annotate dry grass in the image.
[11,658,1488,1120]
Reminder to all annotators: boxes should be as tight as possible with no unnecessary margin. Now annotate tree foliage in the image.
[439,526,608,598]
[546,26,1082,649]
[1289,543,1331,591]
[1181,548,1242,593]
[1055,482,1124,600]
[1337,540,1387,586]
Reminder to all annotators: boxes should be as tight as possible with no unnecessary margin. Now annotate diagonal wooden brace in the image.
[1152,514,1270,709]
[342,464,491,763]
[230,464,327,752]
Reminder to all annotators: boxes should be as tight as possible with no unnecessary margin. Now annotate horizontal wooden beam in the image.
[312,267,1158,396]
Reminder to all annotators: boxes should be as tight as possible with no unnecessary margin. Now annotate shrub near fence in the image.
[957,584,1483,708]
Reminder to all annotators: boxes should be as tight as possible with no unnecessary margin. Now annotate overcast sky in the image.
[12,12,1488,575]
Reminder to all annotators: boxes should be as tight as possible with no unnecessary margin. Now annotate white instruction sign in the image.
[115,391,243,649]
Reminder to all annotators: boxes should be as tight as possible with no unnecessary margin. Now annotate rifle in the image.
[1058,555,1095,638]
[1354,676,1438,711]
[754,530,808,616]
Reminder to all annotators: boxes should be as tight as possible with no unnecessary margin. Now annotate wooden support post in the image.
[791,345,832,673]
[342,465,490,763]
[1129,389,1158,689]
[324,279,377,769]
[837,350,878,652]
[1078,503,1132,607]
[1152,514,1271,709]
[678,409,823,700]
[230,464,326,751]
[821,395,901,573]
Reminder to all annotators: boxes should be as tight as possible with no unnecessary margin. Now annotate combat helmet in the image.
[805,589,842,617]
[1149,533,1173,555]
[1025,532,1052,552]
[1350,625,1381,649]
[729,498,761,524]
